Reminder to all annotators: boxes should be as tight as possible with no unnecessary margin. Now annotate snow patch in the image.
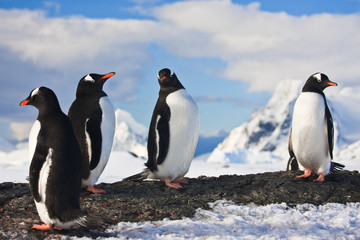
[102,200,360,239]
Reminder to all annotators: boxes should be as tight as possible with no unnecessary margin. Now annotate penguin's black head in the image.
[157,68,184,90]
[302,72,338,93]
[20,86,61,112]
[76,72,115,97]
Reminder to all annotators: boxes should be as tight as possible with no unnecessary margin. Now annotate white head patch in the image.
[84,74,95,83]
[31,88,40,98]
[313,73,322,82]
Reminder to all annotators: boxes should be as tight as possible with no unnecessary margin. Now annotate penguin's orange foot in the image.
[32,224,53,230]
[313,173,325,182]
[296,169,312,179]
[165,178,182,189]
[173,178,189,184]
[87,185,107,194]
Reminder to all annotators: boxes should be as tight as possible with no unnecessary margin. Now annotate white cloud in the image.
[9,122,33,141]
[147,0,360,91]
[0,0,359,99]
[0,9,156,69]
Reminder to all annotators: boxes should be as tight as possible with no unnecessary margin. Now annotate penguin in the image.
[20,87,85,230]
[124,68,200,189]
[287,72,338,182]
[68,72,116,194]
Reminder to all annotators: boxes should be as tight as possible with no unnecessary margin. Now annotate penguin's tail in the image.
[76,211,112,230]
[330,161,345,173]
[123,169,151,181]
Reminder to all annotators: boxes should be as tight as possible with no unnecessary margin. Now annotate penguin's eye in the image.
[317,78,321,82]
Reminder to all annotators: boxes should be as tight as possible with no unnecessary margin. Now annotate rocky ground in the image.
[1,170,360,239]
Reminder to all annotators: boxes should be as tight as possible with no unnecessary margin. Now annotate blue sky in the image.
[2,0,360,17]
[1,0,360,141]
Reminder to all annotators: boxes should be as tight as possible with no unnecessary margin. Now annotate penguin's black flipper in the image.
[322,92,334,159]
[146,103,171,171]
[123,168,151,181]
[86,117,102,170]
[154,109,170,166]
[29,144,48,202]
[330,161,345,173]
[286,128,299,171]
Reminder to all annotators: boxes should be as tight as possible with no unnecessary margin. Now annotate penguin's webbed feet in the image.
[32,224,55,231]
[313,173,325,182]
[87,185,107,194]
[296,169,325,182]
[165,178,182,189]
[296,169,312,179]
[173,178,189,184]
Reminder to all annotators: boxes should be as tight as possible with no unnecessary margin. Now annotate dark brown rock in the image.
[1,170,360,239]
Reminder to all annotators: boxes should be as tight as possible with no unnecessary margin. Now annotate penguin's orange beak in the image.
[101,72,115,80]
[20,100,29,106]
[328,81,337,86]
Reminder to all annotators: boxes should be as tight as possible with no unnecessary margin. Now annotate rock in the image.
[1,170,360,239]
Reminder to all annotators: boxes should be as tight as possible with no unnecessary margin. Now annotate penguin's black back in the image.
[24,87,83,221]
[39,113,83,221]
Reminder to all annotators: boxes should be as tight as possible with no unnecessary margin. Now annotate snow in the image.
[1,81,360,239]
[73,200,360,239]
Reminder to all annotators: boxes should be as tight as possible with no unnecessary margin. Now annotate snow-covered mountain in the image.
[112,109,148,158]
[208,79,360,164]
[208,79,302,163]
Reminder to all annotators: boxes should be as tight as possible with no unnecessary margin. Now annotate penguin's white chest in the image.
[29,120,41,161]
[156,89,200,180]
[291,92,330,174]
[83,96,115,186]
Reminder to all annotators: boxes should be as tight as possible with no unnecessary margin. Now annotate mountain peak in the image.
[209,79,302,162]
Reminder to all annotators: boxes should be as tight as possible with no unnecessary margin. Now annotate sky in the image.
[1,0,360,141]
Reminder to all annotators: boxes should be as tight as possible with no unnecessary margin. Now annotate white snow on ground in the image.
[72,200,360,240]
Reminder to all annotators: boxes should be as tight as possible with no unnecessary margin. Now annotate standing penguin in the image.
[125,68,200,189]
[20,87,85,230]
[68,72,116,194]
[287,72,338,182]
